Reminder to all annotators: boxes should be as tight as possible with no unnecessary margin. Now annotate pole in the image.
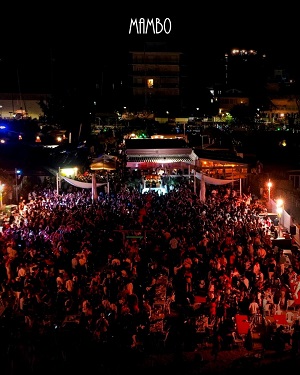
[107,174,110,195]
[15,169,18,204]
[239,178,242,197]
[58,167,61,189]
[279,213,282,238]
[267,179,272,210]
[56,173,59,194]
[0,181,2,209]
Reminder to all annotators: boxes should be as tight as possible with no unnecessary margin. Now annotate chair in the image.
[232,331,244,349]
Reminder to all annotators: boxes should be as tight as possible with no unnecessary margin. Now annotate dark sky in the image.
[0,6,298,93]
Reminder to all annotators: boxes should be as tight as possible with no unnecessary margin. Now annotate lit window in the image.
[147,79,154,89]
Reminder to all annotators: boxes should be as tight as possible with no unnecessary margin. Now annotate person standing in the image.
[211,329,222,361]
[249,297,260,323]
[291,319,300,357]
[278,250,286,276]
[244,328,253,351]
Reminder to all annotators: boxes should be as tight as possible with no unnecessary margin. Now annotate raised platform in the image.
[142,187,167,195]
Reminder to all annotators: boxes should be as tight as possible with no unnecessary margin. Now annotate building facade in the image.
[0,92,49,120]
[127,42,186,115]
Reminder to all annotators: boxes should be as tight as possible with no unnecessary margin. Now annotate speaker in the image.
[290,225,296,235]
[272,238,292,249]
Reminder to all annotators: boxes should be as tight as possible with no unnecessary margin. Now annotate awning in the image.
[195,172,239,185]
[127,156,193,163]
[90,161,116,171]
[62,176,107,189]
[90,154,117,170]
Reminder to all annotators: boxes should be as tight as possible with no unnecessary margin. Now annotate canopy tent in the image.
[195,172,239,185]
[61,176,107,189]
[90,154,117,171]
[195,171,241,202]
[93,154,117,161]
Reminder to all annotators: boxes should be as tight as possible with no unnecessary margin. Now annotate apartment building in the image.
[127,42,187,115]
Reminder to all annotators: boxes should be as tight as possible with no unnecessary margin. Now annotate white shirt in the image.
[249,301,259,315]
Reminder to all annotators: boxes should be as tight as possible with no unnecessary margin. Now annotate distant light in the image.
[276,198,284,208]
[280,139,287,147]
[60,167,78,177]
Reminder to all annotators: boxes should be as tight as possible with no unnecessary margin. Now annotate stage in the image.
[142,187,167,195]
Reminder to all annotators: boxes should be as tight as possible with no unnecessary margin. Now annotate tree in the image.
[38,89,93,142]
[229,104,256,126]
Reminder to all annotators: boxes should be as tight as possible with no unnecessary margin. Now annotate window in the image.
[147,79,154,89]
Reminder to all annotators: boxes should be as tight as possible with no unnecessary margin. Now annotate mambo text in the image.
[129,18,171,35]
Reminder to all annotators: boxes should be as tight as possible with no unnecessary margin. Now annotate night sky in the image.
[0,6,298,93]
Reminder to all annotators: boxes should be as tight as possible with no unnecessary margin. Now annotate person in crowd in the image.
[249,296,260,319]
[0,176,299,370]
[291,318,300,356]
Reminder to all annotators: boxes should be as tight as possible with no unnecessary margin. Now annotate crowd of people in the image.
[1,178,300,372]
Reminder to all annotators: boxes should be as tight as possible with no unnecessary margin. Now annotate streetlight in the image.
[276,198,284,238]
[15,168,21,204]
